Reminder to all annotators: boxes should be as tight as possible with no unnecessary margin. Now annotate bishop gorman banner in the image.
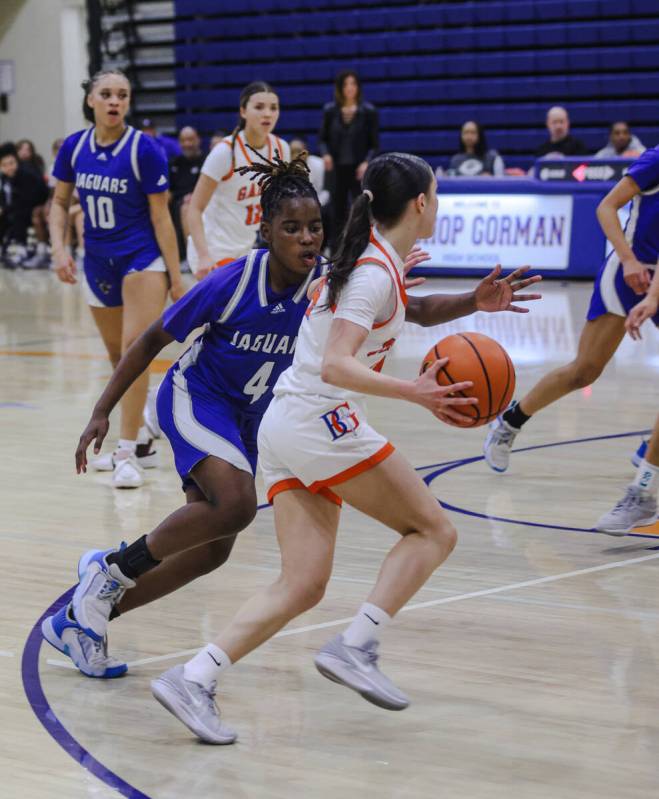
[419,194,574,270]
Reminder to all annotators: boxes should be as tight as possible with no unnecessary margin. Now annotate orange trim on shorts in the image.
[308,442,395,492]
[267,478,342,507]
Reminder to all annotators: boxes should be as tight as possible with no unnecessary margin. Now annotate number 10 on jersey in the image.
[86,196,116,229]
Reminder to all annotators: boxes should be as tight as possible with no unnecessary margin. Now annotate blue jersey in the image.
[625,145,659,264]
[163,249,324,417]
[53,126,168,258]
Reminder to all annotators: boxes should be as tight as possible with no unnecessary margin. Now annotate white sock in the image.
[116,439,137,458]
[137,426,150,445]
[184,644,232,689]
[342,602,391,648]
[634,458,659,495]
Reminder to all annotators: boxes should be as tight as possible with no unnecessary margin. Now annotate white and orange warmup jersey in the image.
[187,131,289,272]
[258,225,408,506]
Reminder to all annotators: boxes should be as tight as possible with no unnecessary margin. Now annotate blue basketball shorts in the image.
[157,369,259,490]
[83,243,165,308]
[588,255,659,326]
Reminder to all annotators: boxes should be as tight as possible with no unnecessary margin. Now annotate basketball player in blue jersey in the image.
[596,274,659,534]
[49,69,184,489]
[485,144,659,476]
[41,153,326,677]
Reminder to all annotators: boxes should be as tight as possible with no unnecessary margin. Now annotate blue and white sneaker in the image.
[483,412,520,473]
[41,603,127,678]
[631,439,649,469]
[73,547,135,642]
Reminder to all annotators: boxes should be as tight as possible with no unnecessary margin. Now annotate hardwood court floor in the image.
[1,269,658,799]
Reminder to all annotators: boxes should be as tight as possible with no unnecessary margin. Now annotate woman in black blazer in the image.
[318,70,379,243]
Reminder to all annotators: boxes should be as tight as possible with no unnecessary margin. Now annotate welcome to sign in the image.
[419,193,574,270]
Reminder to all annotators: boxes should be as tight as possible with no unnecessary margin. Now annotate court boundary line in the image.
[20,429,656,798]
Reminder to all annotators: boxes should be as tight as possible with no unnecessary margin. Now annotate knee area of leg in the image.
[285,576,328,613]
[208,493,257,531]
[569,362,601,389]
[425,520,458,554]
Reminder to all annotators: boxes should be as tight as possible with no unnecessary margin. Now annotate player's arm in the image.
[49,180,77,284]
[76,319,174,473]
[405,266,541,327]
[320,319,477,424]
[597,176,649,295]
[625,267,659,340]
[148,191,185,301]
[188,173,219,280]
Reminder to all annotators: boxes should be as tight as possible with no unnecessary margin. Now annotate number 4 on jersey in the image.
[243,361,274,404]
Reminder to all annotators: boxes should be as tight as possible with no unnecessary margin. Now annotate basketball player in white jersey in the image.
[150,152,542,743]
[143,82,289,438]
[186,81,289,278]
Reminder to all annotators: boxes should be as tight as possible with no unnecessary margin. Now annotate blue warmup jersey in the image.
[53,126,168,257]
[163,249,324,418]
[588,145,659,325]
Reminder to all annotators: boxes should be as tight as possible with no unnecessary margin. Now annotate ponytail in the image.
[327,152,433,306]
[327,193,372,307]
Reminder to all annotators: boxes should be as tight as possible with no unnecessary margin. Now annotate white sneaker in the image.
[144,385,162,439]
[92,442,158,472]
[151,665,237,744]
[41,603,127,678]
[314,634,409,711]
[483,412,520,473]
[73,550,135,641]
[596,484,658,536]
[112,454,144,488]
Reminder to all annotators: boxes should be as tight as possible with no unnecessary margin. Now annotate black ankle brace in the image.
[107,535,160,581]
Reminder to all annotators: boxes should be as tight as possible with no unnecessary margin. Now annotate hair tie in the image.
[363,189,374,203]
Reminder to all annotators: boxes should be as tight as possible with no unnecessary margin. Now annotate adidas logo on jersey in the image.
[97,153,108,161]
[270,303,286,314]
[157,174,167,186]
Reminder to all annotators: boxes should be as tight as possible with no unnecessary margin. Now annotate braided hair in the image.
[236,146,320,222]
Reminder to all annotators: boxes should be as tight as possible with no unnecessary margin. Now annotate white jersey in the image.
[187,131,289,269]
[275,225,408,403]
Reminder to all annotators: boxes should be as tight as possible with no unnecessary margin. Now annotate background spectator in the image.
[16,139,46,180]
[318,69,378,244]
[0,142,49,268]
[169,126,205,257]
[535,106,588,158]
[290,137,332,248]
[595,121,646,159]
[290,138,329,204]
[16,138,50,268]
[447,121,505,177]
[47,138,65,190]
[140,118,181,160]
[209,129,227,150]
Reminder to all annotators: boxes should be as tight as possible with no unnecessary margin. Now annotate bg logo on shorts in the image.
[320,402,360,441]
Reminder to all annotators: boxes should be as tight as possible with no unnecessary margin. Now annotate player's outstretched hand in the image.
[622,257,652,296]
[410,359,478,425]
[625,295,658,340]
[169,279,186,302]
[53,249,77,284]
[403,245,430,290]
[475,265,542,313]
[76,413,110,474]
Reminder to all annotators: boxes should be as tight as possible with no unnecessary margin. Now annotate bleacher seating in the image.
[124,0,659,170]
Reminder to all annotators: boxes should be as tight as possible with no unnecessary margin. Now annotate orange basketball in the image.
[420,332,515,428]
